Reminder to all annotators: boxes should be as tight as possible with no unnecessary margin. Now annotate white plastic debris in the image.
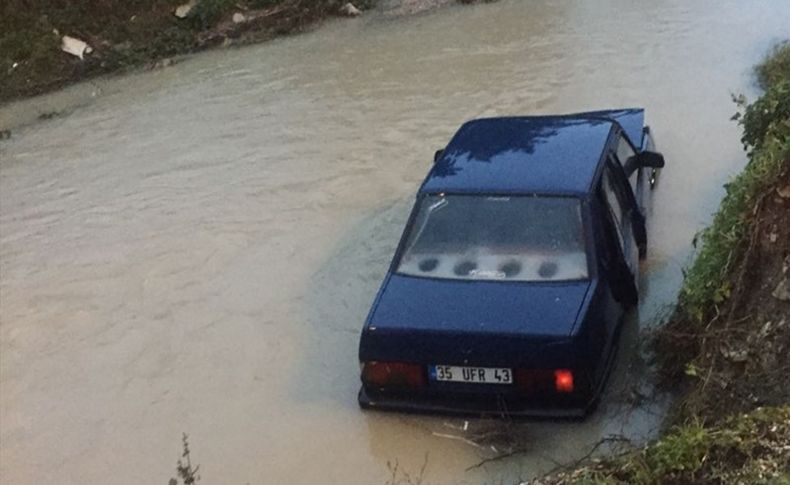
[61,36,92,60]
[719,345,748,362]
[773,278,790,301]
[175,0,198,18]
[340,2,362,16]
[232,12,246,23]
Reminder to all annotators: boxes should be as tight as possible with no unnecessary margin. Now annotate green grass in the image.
[677,117,788,327]
[756,40,790,91]
[672,42,790,329]
[545,406,790,485]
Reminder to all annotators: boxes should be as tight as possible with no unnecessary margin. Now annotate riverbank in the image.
[536,41,790,484]
[0,0,376,104]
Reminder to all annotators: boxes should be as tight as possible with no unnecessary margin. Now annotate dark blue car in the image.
[357,109,665,418]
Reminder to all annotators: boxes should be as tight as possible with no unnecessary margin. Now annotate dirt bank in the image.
[535,41,790,484]
[0,0,375,104]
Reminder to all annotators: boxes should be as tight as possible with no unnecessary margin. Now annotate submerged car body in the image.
[357,109,664,418]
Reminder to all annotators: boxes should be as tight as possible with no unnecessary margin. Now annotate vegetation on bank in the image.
[657,39,790,418]
[537,41,790,485]
[0,0,373,103]
[670,41,789,329]
[536,406,790,484]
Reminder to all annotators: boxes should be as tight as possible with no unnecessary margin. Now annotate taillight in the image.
[514,369,554,393]
[514,369,575,394]
[361,361,425,389]
[554,369,574,393]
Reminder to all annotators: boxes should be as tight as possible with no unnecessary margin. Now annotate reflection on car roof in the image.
[421,116,616,196]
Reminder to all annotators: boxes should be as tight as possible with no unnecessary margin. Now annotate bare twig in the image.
[431,432,486,449]
[465,446,531,471]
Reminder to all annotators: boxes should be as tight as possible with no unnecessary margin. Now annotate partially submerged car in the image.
[357,109,664,418]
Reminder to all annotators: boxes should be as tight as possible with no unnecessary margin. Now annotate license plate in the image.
[430,365,512,384]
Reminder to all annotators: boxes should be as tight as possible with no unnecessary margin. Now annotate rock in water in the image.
[232,12,246,23]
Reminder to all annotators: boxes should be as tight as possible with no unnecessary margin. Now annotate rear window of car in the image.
[396,194,588,282]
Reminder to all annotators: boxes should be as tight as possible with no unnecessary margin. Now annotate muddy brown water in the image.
[2,1,789,483]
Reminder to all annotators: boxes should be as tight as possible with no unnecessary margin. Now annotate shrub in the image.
[755,40,790,91]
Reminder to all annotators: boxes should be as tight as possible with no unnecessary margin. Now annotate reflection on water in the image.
[2,0,789,483]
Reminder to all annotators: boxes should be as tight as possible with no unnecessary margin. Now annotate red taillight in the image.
[361,361,425,389]
[514,369,554,393]
[554,369,574,393]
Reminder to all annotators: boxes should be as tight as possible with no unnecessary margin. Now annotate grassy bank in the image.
[656,41,790,420]
[0,0,373,104]
[536,41,790,485]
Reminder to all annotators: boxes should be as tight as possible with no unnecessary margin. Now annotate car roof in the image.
[420,109,644,196]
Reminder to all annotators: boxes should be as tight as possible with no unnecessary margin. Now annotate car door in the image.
[599,160,639,304]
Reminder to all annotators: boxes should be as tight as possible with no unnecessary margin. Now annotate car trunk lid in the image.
[360,275,590,367]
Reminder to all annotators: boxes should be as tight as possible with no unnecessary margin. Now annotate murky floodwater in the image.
[2,1,789,483]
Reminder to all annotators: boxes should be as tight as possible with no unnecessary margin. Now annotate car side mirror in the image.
[434,149,444,163]
[633,151,665,169]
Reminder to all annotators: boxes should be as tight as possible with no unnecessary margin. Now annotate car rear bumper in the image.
[358,387,592,419]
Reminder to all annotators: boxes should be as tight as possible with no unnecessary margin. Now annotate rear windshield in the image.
[396,194,588,282]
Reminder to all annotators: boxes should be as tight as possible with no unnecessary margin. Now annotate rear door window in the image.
[601,160,639,273]
[601,166,626,252]
[396,195,588,281]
